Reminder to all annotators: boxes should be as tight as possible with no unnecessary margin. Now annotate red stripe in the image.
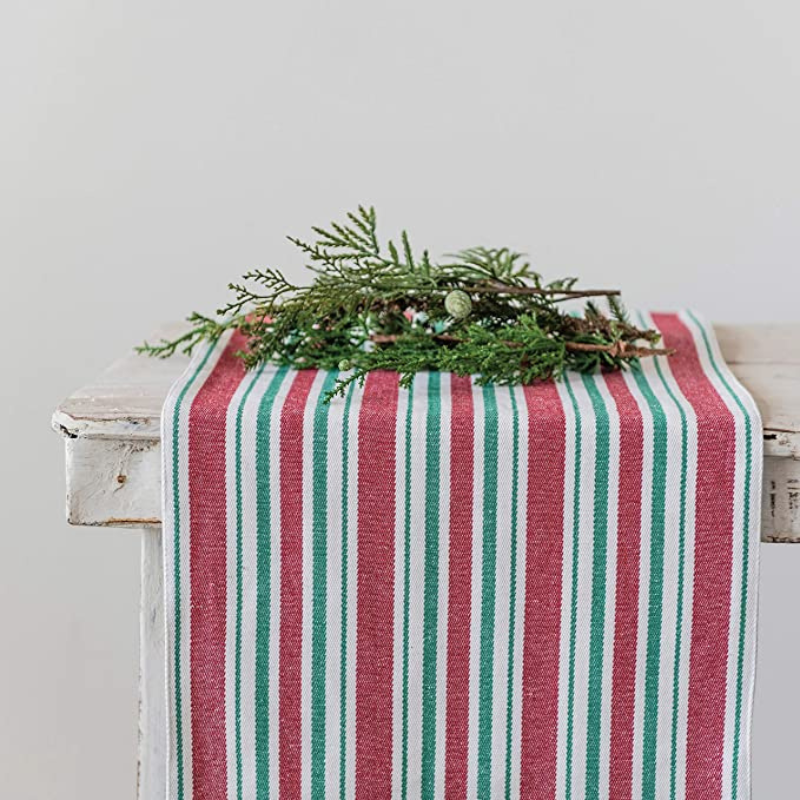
[444,375,474,797]
[355,371,399,799]
[278,369,318,800]
[604,371,644,800]
[188,332,248,800]
[519,381,566,798]
[652,312,735,800]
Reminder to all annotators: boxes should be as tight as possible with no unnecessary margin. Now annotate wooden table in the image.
[51,323,800,800]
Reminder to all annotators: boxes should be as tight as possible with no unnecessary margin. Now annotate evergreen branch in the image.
[139,207,673,400]
[136,313,235,358]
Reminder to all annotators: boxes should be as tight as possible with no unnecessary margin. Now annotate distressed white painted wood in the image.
[138,528,166,800]
[51,322,800,800]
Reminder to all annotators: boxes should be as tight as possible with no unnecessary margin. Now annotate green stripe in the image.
[421,373,443,798]
[688,310,754,800]
[400,380,415,800]
[254,366,290,800]
[311,371,341,799]
[630,362,669,800]
[477,384,499,798]
[234,362,269,800]
[338,382,356,800]
[563,376,582,800]
[640,314,690,800]
[171,338,223,800]
[504,387,521,800]
[582,374,611,800]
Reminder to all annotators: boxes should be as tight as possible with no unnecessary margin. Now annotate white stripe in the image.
[739,354,763,800]
[508,384,530,800]
[466,381,486,799]
[568,371,597,800]
[391,381,410,799]
[323,380,347,799]
[554,376,577,800]
[735,345,763,800]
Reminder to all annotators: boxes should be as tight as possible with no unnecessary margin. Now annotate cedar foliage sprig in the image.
[139,206,672,401]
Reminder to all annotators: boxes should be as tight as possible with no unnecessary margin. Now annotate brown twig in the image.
[463,280,621,300]
[369,332,674,360]
[564,340,675,358]
[370,333,462,345]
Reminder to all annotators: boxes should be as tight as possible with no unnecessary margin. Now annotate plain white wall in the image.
[1,1,799,797]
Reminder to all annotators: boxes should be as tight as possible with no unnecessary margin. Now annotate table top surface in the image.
[52,322,800,459]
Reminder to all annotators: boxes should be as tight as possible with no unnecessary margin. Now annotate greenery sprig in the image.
[139,206,672,401]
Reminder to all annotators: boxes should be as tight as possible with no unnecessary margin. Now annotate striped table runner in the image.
[162,311,761,800]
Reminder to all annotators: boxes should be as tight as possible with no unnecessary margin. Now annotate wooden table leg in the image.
[138,528,166,800]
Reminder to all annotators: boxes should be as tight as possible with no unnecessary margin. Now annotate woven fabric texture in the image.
[162,310,761,800]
